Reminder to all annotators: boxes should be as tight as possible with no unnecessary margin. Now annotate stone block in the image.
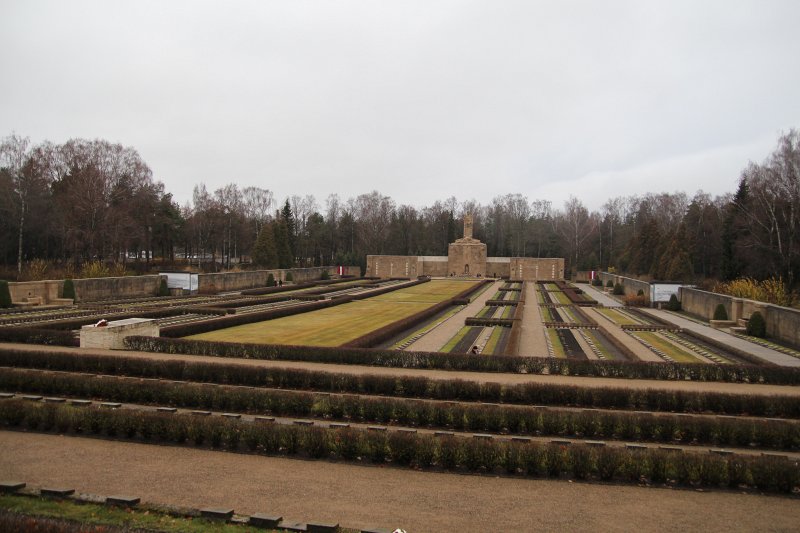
[200,508,234,520]
[625,444,647,450]
[192,410,212,416]
[550,439,572,446]
[255,416,275,423]
[435,431,455,437]
[710,449,732,456]
[397,428,417,434]
[80,318,160,349]
[157,407,177,413]
[101,402,122,409]
[0,393,14,399]
[367,426,387,432]
[361,529,391,533]
[329,423,350,429]
[249,514,283,528]
[472,434,493,440]
[761,452,788,459]
[106,496,140,506]
[41,487,75,498]
[0,481,25,492]
[584,441,606,447]
[308,522,339,533]
[222,413,241,419]
[293,420,314,426]
[511,436,532,443]
[280,524,308,532]
[70,399,92,406]
[658,446,683,453]
[22,395,42,401]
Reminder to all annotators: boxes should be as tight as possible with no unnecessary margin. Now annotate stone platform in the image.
[80,318,159,350]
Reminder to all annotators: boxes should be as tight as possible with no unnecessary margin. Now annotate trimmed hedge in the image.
[3,348,800,417]
[62,279,75,300]
[713,304,729,321]
[123,336,800,386]
[1,400,797,493]
[0,327,78,347]
[0,280,11,308]
[3,367,799,450]
[747,312,766,338]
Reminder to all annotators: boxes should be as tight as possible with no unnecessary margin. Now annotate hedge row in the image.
[0,510,124,533]
[240,277,356,296]
[3,368,798,450]
[3,349,800,417]
[0,327,78,347]
[123,336,800,386]
[1,401,797,493]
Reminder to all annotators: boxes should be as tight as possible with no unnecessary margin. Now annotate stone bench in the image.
[308,523,339,533]
[200,508,234,520]
[106,496,140,507]
[41,487,75,498]
[0,481,26,493]
[249,514,283,528]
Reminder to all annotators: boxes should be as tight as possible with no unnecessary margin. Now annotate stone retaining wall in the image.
[599,272,651,302]
[680,287,800,347]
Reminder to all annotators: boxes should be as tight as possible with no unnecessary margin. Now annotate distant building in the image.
[366,215,565,280]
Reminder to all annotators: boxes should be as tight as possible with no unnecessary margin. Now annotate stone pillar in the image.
[464,214,473,240]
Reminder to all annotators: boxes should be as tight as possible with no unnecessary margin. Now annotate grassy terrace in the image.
[187,280,478,347]
[633,332,704,364]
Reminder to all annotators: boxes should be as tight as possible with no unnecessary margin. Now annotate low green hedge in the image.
[1,400,797,493]
[123,336,800,386]
[0,327,78,347]
[3,349,800,417]
[3,367,798,450]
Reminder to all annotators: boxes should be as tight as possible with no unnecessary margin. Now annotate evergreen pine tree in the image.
[274,220,294,269]
[721,178,748,280]
[252,223,278,268]
[281,199,297,261]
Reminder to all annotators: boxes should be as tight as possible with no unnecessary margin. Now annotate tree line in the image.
[1,131,798,289]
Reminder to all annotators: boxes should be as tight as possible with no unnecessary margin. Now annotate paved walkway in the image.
[407,280,501,352]
[3,343,799,396]
[517,282,549,357]
[639,309,800,368]
[584,308,663,362]
[579,283,623,307]
[4,432,800,533]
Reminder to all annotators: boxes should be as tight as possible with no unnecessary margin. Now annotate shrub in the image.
[266,273,276,287]
[666,294,681,311]
[321,270,330,280]
[286,272,293,282]
[613,283,624,295]
[747,311,766,338]
[62,279,75,300]
[0,280,10,308]
[158,278,169,297]
[713,304,728,321]
[606,279,614,288]
[592,278,603,287]
[637,289,644,296]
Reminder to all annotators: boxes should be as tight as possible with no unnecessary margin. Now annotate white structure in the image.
[160,272,199,294]
[80,318,160,349]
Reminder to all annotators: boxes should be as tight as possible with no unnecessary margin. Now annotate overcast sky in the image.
[2,1,799,211]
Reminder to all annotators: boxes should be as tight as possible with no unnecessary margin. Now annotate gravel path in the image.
[407,279,501,352]
[3,431,799,533]
[3,342,799,396]
[517,282,549,357]
[580,283,623,307]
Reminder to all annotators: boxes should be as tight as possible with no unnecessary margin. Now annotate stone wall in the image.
[73,276,163,303]
[599,272,651,301]
[420,257,448,277]
[486,258,511,278]
[365,256,421,279]
[680,287,800,347]
[9,280,62,305]
[510,258,564,281]
[198,266,359,292]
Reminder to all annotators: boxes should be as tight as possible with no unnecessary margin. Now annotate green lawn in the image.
[188,280,478,347]
[635,332,704,363]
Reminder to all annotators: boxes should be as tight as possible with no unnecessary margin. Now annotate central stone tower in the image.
[447,214,487,276]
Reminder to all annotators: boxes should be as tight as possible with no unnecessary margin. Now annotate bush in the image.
[592,278,603,287]
[613,283,624,295]
[713,304,728,321]
[606,279,614,288]
[0,280,10,308]
[62,279,75,300]
[158,278,169,297]
[266,273,276,287]
[747,311,766,338]
[666,294,681,311]
[637,289,644,296]
[321,270,330,280]
[286,272,293,282]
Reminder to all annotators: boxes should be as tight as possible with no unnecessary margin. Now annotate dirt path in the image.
[401,279,500,352]
[585,308,664,362]
[2,431,799,533]
[3,342,799,396]
[517,282,549,357]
